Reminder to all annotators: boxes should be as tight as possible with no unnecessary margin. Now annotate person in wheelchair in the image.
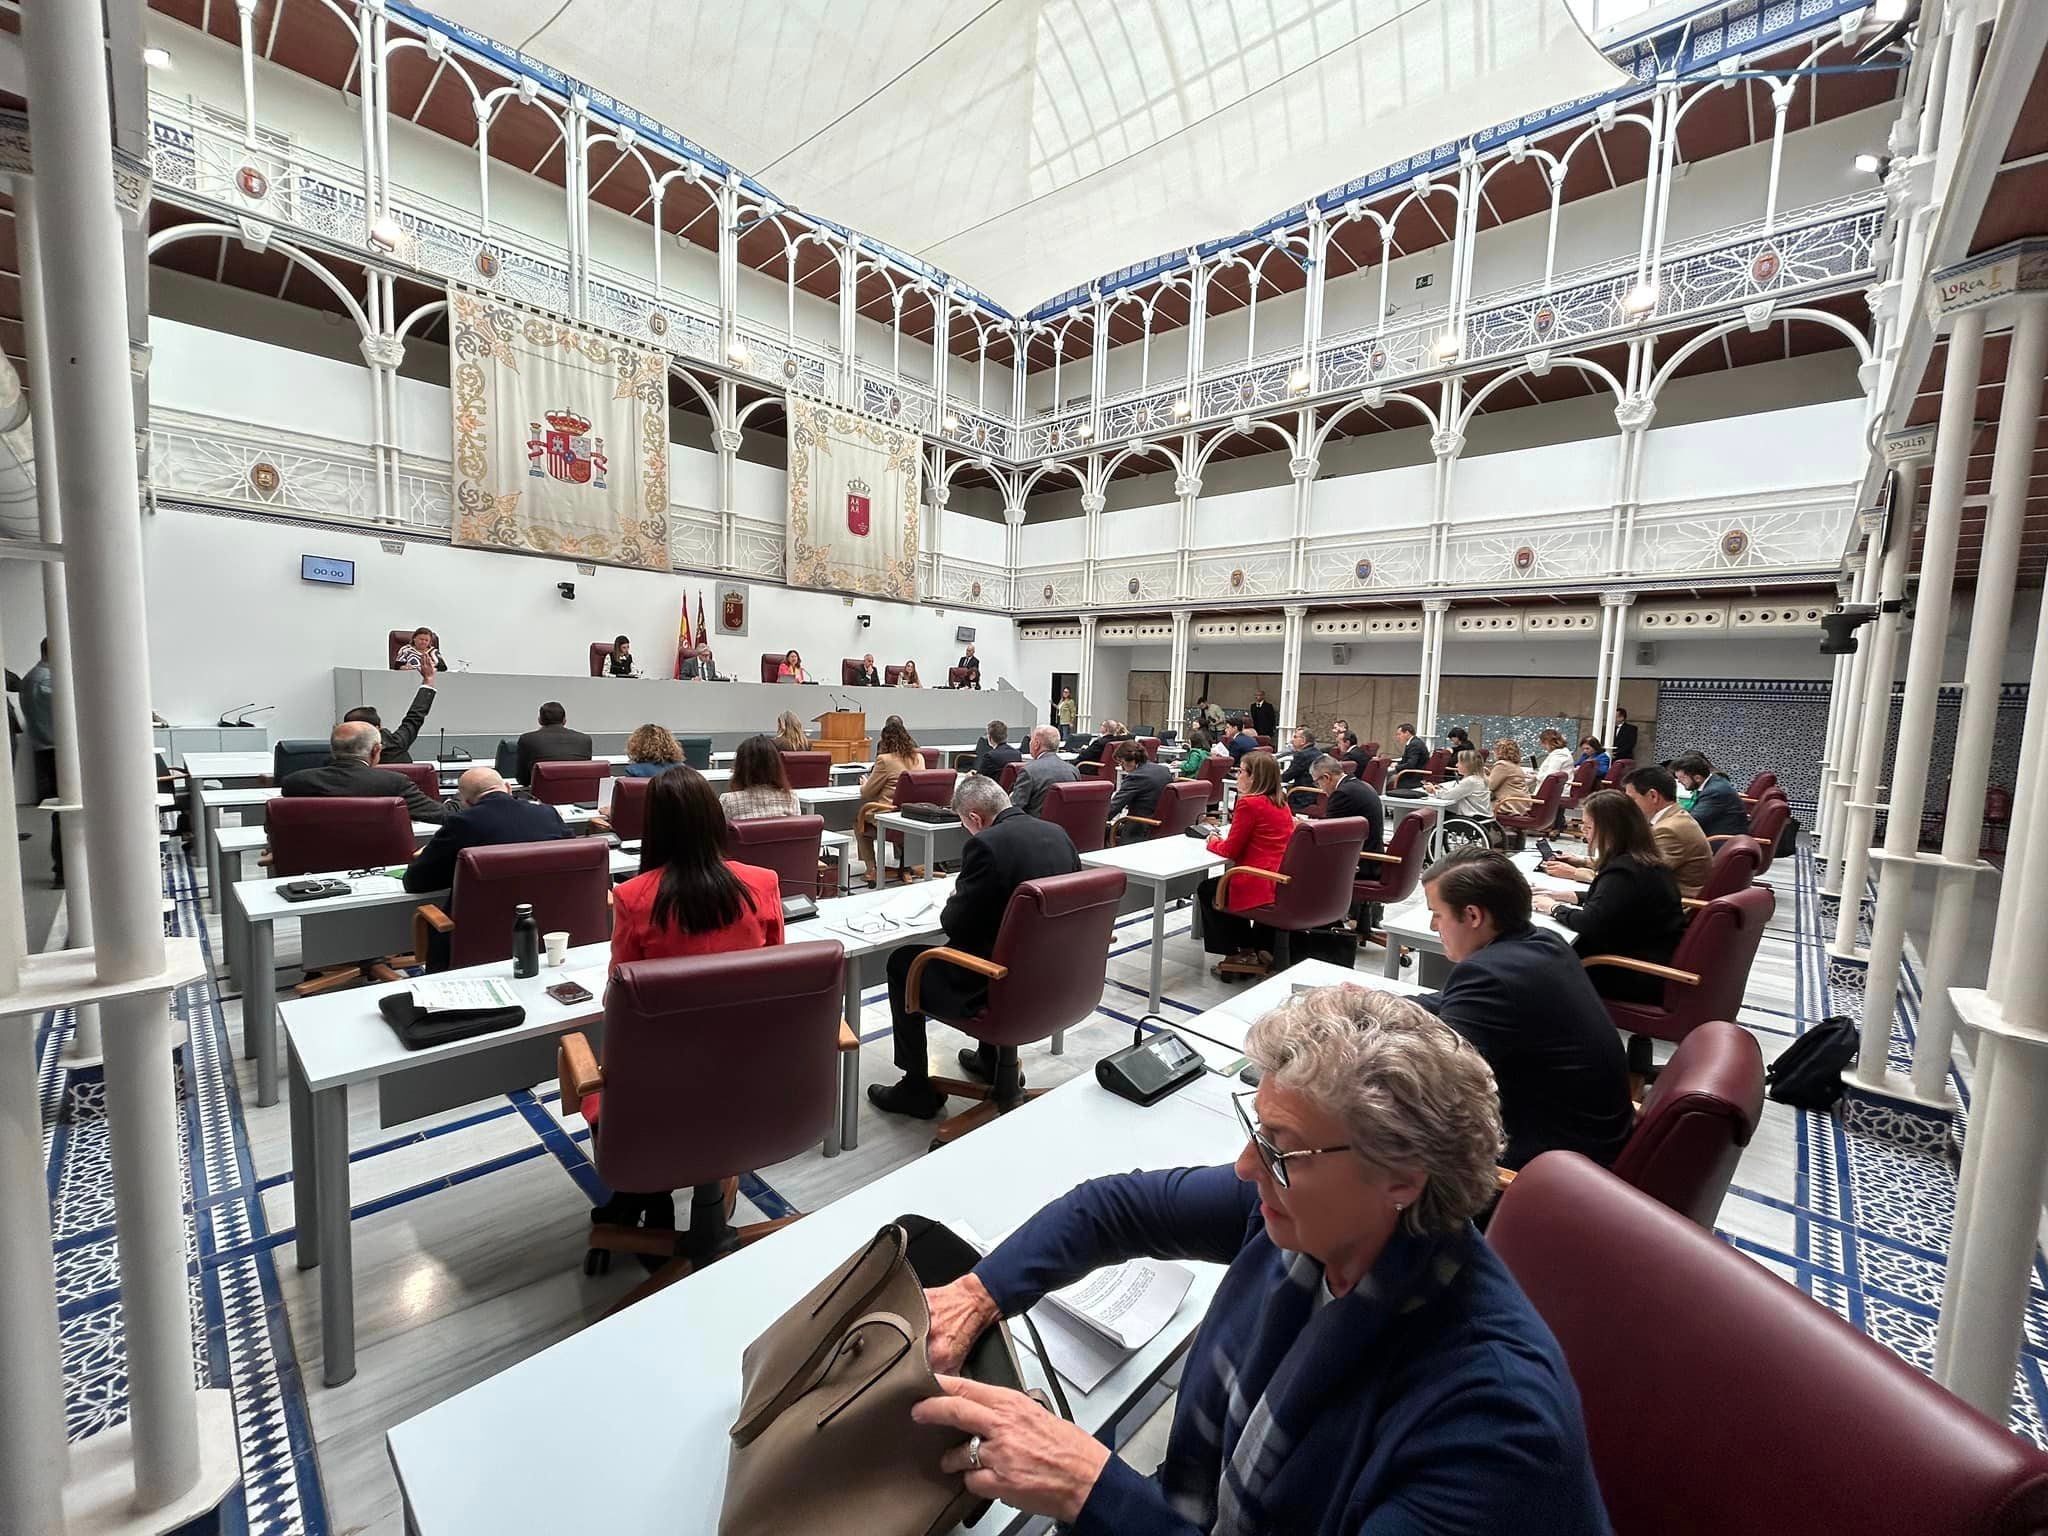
[1429,749,1505,857]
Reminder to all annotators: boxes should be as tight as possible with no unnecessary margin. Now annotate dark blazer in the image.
[402,790,572,893]
[1107,761,1172,823]
[851,663,884,688]
[973,741,1024,780]
[280,760,448,824]
[1550,854,1686,1006]
[923,807,1080,1019]
[1226,730,1260,762]
[955,653,981,675]
[1249,698,1278,739]
[378,685,435,763]
[1611,720,1638,761]
[677,656,725,681]
[1341,744,1376,778]
[1391,736,1431,789]
[1325,775,1385,853]
[515,724,593,787]
[1418,924,1633,1170]
[1688,771,1749,838]
[1281,743,1323,790]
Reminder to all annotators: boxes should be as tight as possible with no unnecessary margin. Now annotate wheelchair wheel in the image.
[1429,815,1498,862]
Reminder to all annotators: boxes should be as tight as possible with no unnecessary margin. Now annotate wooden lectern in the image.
[813,711,870,765]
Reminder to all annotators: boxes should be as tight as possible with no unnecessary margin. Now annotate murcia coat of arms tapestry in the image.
[785,393,922,601]
[447,289,669,571]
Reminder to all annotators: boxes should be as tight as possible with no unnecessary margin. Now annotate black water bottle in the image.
[511,902,540,978]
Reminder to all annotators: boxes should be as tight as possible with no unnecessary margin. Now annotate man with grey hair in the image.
[1008,723,1076,816]
[869,771,1080,1119]
[280,719,448,825]
[402,767,570,893]
[1310,752,1384,853]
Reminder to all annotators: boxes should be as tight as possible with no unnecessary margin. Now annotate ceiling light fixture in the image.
[942,412,961,432]
[1077,422,1094,440]
[727,340,752,366]
[367,215,403,251]
[143,46,172,69]
[1172,397,1192,419]
[1432,332,1461,362]
[1287,366,1311,393]
[1621,282,1659,317]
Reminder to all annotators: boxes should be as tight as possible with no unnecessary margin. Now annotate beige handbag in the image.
[719,1217,1065,1536]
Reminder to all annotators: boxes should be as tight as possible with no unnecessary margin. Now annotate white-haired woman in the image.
[911,986,1610,1534]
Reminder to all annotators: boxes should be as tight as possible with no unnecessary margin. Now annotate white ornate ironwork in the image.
[1095,558,1178,605]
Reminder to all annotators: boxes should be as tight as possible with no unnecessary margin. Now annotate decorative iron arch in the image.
[146,223,372,337]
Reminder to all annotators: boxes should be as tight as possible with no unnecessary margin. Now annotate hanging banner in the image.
[447,289,670,570]
[785,393,922,601]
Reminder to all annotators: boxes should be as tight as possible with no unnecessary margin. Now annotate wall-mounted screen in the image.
[301,554,355,586]
[954,625,976,644]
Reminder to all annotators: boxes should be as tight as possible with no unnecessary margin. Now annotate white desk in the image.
[870,809,967,880]
[388,1066,1246,1536]
[795,784,863,833]
[1376,851,1577,981]
[181,749,273,780]
[1167,958,1425,1069]
[196,785,282,914]
[1079,837,1225,1014]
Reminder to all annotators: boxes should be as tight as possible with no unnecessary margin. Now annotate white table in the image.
[870,809,968,881]
[213,819,437,984]
[387,1066,1246,1535]
[1376,851,1578,980]
[1167,958,1426,1069]
[1079,837,1225,1015]
[795,784,863,833]
[181,749,273,781]
[195,784,281,913]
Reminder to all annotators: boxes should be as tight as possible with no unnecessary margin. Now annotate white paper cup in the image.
[543,931,569,967]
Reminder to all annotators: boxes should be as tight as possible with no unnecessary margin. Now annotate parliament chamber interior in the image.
[8,0,2048,1532]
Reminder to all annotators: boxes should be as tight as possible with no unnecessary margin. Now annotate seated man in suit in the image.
[403,767,570,892]
[1670,750,1749,838]
[1624,763,1712,897]
[955,642,982,688]
[1389,722,1432,791]
[342,651,435,763]
[514,701,593,786]
[1281,726,1324,809]
[1335,727,1376,779]
[1414,848,1632,1172]
[850,653,884,688]
[867,774,1080,1119]
[1008,725,1077,816]
[281,720,448,824]
[1106,739,1173,845]
[1224,716,1260,761]
[973,719,1024,780]
[677,641,725,681]
[1308,752,1384,854]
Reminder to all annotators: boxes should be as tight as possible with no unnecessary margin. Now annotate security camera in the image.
[856,613,872,629]
[557,581,577,600]
[1818,602,1876,655]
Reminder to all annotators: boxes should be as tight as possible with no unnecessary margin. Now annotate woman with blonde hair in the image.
[855,716,923,885]
[774,710,808,752]
[1486,737,1530,807]
[1432,748,1493,818]
[621,723,683,777]
[913,984,1606,1532]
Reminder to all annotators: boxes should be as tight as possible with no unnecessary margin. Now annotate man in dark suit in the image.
[850,653,885,688]
[514,701,592,786]
[343,662,435,764]
[1106,740,1172,845]
[1671,751,1748,838]
[868,775,1080,1118]
[1281,726,1323,809]
[281,721,448,824]
[1336,728,1376,779]
[1611,707,1639,763]
[1415,849,1632,1171]
[955,643,981,686]
[1249,689,1278,741]
[1390,722,1432,792]
[403,768,570,892]
[677,642,725,681]
[1224,717,1260,762]
[972,719,1024,780]
[1310,753,1384,853]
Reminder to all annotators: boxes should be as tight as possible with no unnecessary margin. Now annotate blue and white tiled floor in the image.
[32,838,2042,1534]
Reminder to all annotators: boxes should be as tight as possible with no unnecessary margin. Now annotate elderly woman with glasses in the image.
[911,986,1610,1535]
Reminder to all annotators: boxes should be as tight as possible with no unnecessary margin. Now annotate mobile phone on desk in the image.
[545,980,594,1006]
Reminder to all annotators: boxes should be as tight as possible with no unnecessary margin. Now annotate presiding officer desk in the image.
[332,668,1034,756]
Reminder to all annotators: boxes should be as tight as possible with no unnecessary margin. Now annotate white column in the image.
[1418,598,1450,737]
[1819,528,1884,880]
[1287,445,1317,594]
[1911,296,2048,1102]
[1600,593,1634,745]
[1077,614,1098,731]
[1172,462,1200,600]
[1165,610,1192,736]
[16,183,98,1062]
[1588,600,1616,739]
[1854,306,1986,1093]
[1079,488,1105,605]
[1831,453,1921,951]
[25,1,202,1508]
[1278,606,1307,733]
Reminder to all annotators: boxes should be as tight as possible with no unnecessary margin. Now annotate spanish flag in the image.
[674,594,691,678]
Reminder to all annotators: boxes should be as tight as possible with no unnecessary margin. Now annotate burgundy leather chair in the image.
[589,642,613,677]
[1358,756,1389,793]
[1424,747,1453,784]
[918,747,944,770]
[1255,734,1273,750]
[1688,834,1762,912]
[1741,771,1779,801]
[387,628,424,668]
[883,768,958,876]
[1194,756,1230,810]
[414,837,612,972]
[1354,806,1435,944]
[609,775,650,842]
[1495,771,1565,848]
[1590,885,1774,1079]
[728,813,828,898]
[1039,778,1113,853]
[1357,740,1381,760]
[1122,779,1209,841]
[840,658,866,686]
[778,750,832,790]
[1491,1151,2048,1536]
[1219,817,1369,973]
[528,759,611,806]
[759,653,787,684]
[1076,738,1121,779]
[1388,751,1446,794]
[910,868,1127,1146]
[998,760,1024,793]
[385,761,442,802]
[1602,756,1636,790]
[1606,1019,1764,1228]
[1138,737,1161,761]
[1729,797,1791,873]
[558,941,846,1296]
[267,797,415,877]
[884,665,905,686]
[1559,759,1603,821]
[947,666,977,689]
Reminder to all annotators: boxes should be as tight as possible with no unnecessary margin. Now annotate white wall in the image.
[142,509,1017,739]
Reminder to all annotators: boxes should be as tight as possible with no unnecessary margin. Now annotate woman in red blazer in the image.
[611,766,784,963]
[1197,750,1295,975]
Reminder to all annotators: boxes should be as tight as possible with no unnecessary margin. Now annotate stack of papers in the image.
[1020,1257,1197,1392]
[411,977,520,1011]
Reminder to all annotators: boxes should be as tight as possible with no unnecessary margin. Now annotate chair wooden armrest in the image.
[1681,896,1708,911]
[1218,864,1290,904]
[905,946,1009,1013]
[1739,793,1758,803]
[1389,769,1430,788]
[1357,849,1404,865]
[410,903,454,967]
[557,1031,602,1109]
[1705,833,1742,845]
[1579,954,1703,986]
[1495,1165,1516,1190]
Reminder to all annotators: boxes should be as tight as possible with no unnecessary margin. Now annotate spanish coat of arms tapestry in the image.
[447,290,670,570]
[785,393,922,601]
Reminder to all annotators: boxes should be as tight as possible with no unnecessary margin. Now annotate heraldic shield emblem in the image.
[721,587,746,632]
[527,409,609,488]
[846,476,872,537]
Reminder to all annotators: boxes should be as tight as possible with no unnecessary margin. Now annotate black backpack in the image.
[1775,815,1800,859]
[1765,1015,1858,1110]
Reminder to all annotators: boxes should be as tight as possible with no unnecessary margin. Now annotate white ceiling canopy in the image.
[431,0,1628,314]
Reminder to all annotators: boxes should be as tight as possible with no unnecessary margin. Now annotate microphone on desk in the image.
[437,727,471,764]
[216,703,274,727]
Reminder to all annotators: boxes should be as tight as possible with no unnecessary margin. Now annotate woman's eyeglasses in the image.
[1232,1091,1349,1189]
